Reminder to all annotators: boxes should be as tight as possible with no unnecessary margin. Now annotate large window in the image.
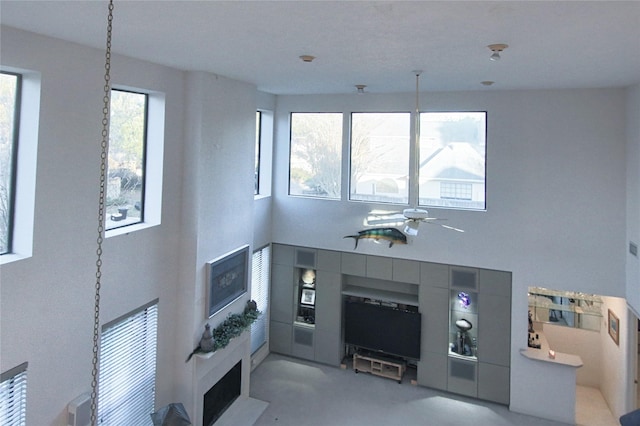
[0,362,28,425]
[251,245,270,354]
[98,300,158,425]
[106,89,148,230]
[419,112,486,210]
[350,112,410,204]
[0,72,20,254]
[289,113,342,198]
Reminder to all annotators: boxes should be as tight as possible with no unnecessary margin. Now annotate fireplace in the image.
[202,360,242,425]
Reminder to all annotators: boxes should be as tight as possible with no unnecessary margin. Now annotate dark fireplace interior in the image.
[202,360,242,426]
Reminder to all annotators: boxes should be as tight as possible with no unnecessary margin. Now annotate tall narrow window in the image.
[0,362,28,425]
[419,112,486,210]
[350,112,410,204]
[0,72,20,255]
[255,111,261,195]
[106,89,148,230]
[98,300,158,425]
[251,245,270,354]
[289,113,342,199]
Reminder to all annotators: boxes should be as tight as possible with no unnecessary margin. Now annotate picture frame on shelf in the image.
[206,245,249,318]
[300,288,316,306]
[608,309,619,345]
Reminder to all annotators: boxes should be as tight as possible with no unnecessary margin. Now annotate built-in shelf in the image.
[342,284,419,306]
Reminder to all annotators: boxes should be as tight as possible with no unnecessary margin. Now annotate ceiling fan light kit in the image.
[488,43,508,61]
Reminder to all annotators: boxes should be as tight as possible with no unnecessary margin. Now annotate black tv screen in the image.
[344,300,421,360]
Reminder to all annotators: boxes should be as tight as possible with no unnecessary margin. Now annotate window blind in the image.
[0,362,28,426]
[98,300,158,425]
[251,245,270,354]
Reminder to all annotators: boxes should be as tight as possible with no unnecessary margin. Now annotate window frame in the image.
[0,67,40,266]
[418,111,487,211]
[105,86,165,238]
[0,71,21,255]
[288,112,343,200]
[349,111,411,205]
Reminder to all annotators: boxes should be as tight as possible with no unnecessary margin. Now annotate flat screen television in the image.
[344,300,421,360]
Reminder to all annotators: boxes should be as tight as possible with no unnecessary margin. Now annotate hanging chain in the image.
[90,1,114,424]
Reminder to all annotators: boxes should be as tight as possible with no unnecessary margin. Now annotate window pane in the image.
[350,112,410,204]
[419,112,486,210]
[99,301,158,425]
[0,362,28,426]
[251,245,270,354]
[0,72,19,255]
[255,111,261,195]
[289,113,342,198]
[106,89,147,230]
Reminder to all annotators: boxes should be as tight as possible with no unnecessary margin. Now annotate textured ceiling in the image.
[1,0,639,95]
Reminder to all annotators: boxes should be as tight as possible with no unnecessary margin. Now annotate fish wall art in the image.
[343,227,407,249]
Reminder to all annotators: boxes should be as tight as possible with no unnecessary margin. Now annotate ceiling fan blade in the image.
[440,224,465,232]
[365,212,406,226]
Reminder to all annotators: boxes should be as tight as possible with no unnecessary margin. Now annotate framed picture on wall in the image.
[300,288,316,306]
[207,245,249,318]
[608,309,619,345]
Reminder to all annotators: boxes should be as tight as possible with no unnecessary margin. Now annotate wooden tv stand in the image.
[353,352,406,383]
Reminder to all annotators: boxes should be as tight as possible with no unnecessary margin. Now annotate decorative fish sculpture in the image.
[344,227,407,249]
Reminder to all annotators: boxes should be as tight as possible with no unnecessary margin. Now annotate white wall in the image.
[0,26,260,424]
[0,27,185,424]
[627,84,640,317]
[271,88,629,421]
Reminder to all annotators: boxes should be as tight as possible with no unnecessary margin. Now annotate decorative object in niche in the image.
[207,245,249,318]
[608,309,619,345]
[301,269,316,285]
[343,227,407,249]
[457,292,471,309]
[186,300,260,362]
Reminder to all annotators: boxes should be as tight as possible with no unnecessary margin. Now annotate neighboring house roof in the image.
[420,142,485,181]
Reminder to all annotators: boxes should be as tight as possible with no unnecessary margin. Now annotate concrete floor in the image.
[249,354,618,426]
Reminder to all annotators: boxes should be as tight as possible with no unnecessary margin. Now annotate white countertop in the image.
[520,327,583,368]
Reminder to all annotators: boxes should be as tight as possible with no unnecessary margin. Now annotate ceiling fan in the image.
[365,208,464,236]
[363,71,464,237]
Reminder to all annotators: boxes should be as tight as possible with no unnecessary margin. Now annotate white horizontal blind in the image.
[98,300,158,425]
[251,245,270,354]
[0,362,28,426]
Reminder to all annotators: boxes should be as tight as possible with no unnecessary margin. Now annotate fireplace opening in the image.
[202,360,242,426]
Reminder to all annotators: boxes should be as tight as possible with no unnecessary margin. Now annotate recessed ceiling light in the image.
[299,55,316,63]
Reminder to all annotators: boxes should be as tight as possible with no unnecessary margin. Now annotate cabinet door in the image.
[419,286,449,352]
[270,264,295,324]
[366,255,392,280]
[341,252,366,276]
[317,249,341,271]
[269,321,292,355]
[447,357,477,397]
[478,363,510,405]
[393,259,420,284]
[314,270,341,333]
[417,352,448,390]
[272,244,294,266]
[315,329,341,366]
[478,292,510,367]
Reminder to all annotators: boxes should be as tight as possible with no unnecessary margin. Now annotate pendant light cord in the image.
[91,1,114,424]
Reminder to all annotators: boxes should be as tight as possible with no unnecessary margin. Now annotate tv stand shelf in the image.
[353,352,405,383]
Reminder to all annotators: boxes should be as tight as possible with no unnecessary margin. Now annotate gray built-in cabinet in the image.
[269,244,511,405]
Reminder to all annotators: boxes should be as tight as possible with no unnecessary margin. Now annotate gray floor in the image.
[249,354,573,426]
